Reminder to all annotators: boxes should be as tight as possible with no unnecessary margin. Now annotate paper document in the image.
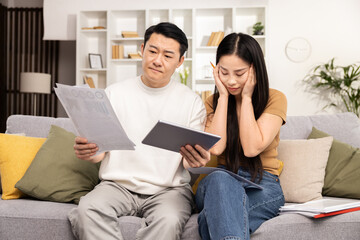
[279,197,360,218]
[54,84,135,152]
[279,207,360,218]
[188,167,263,190]
[280,197,360,213]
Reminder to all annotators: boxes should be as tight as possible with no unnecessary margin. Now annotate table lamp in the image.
[20,72,51,115]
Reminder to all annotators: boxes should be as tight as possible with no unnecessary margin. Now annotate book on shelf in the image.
[112,45,124,59]
[207,31,224,46]
[112,45,116,59]
[121,31,139,38]
[128,52,142,59]
[81,26,106,30]
[93,26,105,29]
[207,32,216,46]
[216,31,224,45]
[279,198,360,218]
[83,76,95,88]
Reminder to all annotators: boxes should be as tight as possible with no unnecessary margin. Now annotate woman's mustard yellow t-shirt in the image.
[205,88,287,176]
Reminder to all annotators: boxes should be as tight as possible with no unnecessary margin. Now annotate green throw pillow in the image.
[15,125,100,204]
[307,127,360,199]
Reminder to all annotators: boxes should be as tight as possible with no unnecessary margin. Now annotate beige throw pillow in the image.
[278,136,333,203]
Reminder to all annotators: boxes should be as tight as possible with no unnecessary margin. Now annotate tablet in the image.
[188,167,263,190]
[142,120,221,152]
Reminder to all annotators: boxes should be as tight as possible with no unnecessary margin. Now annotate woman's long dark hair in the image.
[213,33,269,183]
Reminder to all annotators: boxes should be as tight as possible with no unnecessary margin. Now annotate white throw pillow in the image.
[278,136,333,203]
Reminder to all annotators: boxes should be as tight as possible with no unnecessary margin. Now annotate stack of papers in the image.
[54,84,136,153]
[279,198,360,218]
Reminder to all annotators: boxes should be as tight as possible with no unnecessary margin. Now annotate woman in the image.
[195,33,287,240]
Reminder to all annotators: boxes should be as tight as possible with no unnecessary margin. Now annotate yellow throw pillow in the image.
[0,134,46,200]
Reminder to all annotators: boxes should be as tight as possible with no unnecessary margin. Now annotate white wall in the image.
[42,0,360,116]
[267,0,360,115]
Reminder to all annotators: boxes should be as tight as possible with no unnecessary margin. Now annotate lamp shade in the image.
[20,72,51,94]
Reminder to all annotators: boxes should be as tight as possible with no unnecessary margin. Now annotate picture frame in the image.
[89,53,103,69]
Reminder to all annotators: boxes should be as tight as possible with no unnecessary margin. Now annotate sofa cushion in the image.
[251,207,360,240]
[16,125,100,204]
[280,112,360,148]
[0,195,200,240]
[0,196,77,240]
[117,214,201,240]
[278,136,333,203]
[308,127,360,199]
[2,194,360,240]
[6,115,76,138]
[0,134,46,200]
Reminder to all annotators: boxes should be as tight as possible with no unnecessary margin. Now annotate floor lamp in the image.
[20,72,51,115]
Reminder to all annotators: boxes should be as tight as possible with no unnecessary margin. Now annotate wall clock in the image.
[285,37,312,63]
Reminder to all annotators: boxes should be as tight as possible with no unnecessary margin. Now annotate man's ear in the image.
[141,43,144,56]
[177,55,185,68]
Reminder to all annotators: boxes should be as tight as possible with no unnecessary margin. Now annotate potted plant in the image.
[252,22,264,35]
[303,58,360,117]
[179,66,190,86]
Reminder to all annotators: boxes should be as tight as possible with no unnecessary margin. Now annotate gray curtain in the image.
[0,6,59,132]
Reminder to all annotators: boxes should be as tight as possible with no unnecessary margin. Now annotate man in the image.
[68,22,210,240]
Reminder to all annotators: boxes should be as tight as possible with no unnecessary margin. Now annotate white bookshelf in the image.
[76,6,267,92]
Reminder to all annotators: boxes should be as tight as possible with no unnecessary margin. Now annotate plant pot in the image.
[253,31,263,35]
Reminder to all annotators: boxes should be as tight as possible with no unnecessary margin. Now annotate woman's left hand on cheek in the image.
[242,65,256,99]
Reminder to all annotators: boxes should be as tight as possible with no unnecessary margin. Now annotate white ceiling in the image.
[0,0,43,8]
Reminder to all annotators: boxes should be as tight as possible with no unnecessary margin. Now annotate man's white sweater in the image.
[99,76,206,195]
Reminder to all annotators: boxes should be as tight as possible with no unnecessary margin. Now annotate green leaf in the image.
[303,58,360,116]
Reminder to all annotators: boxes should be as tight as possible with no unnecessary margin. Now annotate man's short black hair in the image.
[144,22,188,59]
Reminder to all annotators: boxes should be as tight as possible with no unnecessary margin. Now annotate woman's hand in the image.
[242,65,256,99]
[213,64,228,97]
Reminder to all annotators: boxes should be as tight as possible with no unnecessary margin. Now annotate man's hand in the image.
[180,144,210,169]
[74,137,104,163]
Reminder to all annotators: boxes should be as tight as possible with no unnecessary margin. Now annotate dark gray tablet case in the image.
[142,120,221,152]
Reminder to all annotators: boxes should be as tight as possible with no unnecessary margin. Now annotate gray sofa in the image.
[1,113,360,240]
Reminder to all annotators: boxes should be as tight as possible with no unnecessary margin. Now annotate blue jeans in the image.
[195,168,285,240]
